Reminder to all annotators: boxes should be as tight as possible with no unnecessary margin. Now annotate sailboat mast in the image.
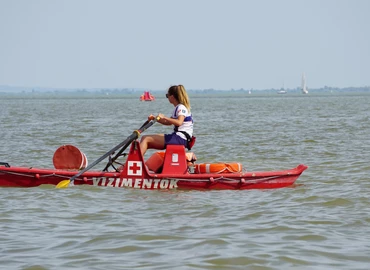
[301,73,308,94]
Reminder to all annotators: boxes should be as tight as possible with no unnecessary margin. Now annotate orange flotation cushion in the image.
[194,162,242,174]
[53,145,88,170]
[145,151,165,173]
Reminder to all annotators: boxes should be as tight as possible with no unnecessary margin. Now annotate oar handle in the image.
[69,132,137,182]
[137,116,160,133]
[102,119,152,171]
[70,117,159,182]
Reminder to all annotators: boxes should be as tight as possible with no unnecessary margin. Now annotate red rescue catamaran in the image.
[139,91,155,101]
[0,119,307,189]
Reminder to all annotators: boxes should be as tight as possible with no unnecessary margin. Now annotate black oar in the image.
[102,119,150,172]
[55,118,158,188]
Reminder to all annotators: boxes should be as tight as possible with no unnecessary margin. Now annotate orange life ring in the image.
[194,163,242,174]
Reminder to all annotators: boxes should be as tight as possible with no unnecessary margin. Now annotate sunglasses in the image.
[165,93,171,98]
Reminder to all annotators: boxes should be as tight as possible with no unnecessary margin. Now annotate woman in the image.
[140,84,193,156]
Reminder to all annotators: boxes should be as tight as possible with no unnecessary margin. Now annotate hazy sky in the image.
[1,0,369,90]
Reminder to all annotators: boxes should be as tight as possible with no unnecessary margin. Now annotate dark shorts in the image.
[164,133,188,148]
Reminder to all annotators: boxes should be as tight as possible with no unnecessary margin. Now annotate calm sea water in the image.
[1,93,370,270]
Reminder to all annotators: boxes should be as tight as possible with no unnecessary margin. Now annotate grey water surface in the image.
[1,93,369,269]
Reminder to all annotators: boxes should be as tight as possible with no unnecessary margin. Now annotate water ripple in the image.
[1,95,370,269]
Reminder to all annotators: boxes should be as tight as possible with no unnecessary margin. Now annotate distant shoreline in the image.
[1,85,370,96]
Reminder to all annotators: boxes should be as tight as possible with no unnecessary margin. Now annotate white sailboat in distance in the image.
[302,73,308,94]
[277,82,287,94]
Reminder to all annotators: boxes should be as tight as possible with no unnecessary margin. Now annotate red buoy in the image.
[53,145,88,170]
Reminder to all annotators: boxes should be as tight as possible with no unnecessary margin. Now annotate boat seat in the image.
[161,145,188,174]
[146,147,197,174]
[145,145,196,174]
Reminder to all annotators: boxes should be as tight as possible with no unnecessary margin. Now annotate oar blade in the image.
[56,179,71,189]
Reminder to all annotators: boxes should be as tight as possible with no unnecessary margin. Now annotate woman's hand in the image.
[148,113,168,124]
[156,114,171,125]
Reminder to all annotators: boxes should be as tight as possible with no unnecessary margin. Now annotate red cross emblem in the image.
[127,161,142,176]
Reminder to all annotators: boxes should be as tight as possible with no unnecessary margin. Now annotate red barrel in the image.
[53,145,88,170]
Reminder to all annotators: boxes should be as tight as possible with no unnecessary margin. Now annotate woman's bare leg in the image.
[140,134,165,156]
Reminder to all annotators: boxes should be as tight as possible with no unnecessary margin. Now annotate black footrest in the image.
[0,162,10,167]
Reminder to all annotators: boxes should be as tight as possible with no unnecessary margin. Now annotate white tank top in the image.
[171,104,193,140]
